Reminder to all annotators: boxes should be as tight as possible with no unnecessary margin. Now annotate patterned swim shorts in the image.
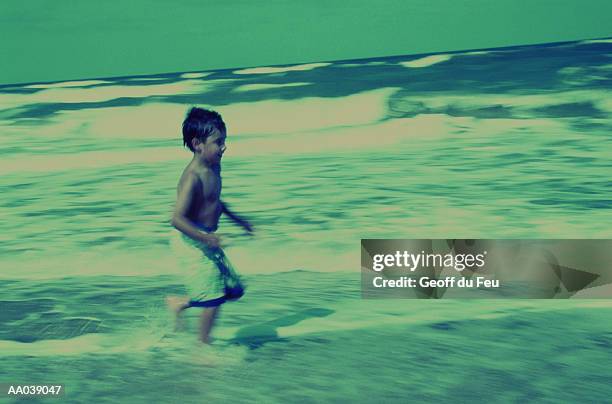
[170,231,245,307]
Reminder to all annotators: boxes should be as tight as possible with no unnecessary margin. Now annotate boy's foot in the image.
[200,336,214,345]
[165,296,189,330]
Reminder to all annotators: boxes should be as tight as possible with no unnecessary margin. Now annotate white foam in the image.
[337,61,388,68]
[396,88,612,115]
[460,51,490,56]
[220,87,396,135]
[3,85,606,175]
[2,98,566,175]
[558,65,612,86]
[0,147,184,175]
[0,251,182,280]
[0,334,106,356]
[129,77,169,82]
[233,82,312,92]
[581,38,612,44]
[0,80,217,110]
[595,64,612,72]
[25,80,113,89]
[0,86,386,147]
[400,54,452,68]
[222,114,455,157]
[180,72,212,79]
[0,329,173,357]
[0,237,355,279]
[56,102,188,139]
[233,62,331,75]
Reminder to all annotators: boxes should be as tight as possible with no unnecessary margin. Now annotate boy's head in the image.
[182,107,226,153]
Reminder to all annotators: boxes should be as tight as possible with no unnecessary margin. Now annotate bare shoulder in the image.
[177,165,202,193]
[174,166,203,217]
[177,163,218,200]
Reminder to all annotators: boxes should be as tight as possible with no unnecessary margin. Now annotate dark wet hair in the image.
[182,107,226,152]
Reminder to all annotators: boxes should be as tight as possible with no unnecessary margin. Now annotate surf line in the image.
[372,276,499,288]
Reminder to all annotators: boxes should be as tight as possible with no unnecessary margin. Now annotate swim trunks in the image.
[171,231,245,307]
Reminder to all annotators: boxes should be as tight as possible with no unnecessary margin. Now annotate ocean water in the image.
[1,39,612,402]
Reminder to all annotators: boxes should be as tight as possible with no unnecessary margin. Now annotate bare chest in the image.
[199,173,221,201]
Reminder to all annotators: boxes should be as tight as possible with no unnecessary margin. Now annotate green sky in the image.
[1,0,611,85]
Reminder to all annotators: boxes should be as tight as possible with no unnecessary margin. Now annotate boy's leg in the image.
[165,295,190,330]
[199,306,220,344]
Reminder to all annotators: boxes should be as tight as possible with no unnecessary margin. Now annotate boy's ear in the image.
[191,137,201,151]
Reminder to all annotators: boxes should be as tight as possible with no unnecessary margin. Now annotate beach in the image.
[1,39,611,402]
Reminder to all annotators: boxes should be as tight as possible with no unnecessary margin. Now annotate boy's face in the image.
[194,129,226,165]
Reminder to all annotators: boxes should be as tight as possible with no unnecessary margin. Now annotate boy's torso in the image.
[181,162,222,232]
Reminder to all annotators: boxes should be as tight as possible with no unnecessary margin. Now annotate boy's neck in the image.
[192,154,219,171]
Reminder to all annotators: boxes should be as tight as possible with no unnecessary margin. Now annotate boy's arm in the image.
[221,201,254,234]
[171,173,220,248]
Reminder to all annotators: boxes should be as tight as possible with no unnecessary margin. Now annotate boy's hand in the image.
[200,233,222,249]
[241,220,254,235]
[221,201,254,236]
[236,218,254,235]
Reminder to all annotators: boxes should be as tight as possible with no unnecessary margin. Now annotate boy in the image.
[166,107,253,344]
